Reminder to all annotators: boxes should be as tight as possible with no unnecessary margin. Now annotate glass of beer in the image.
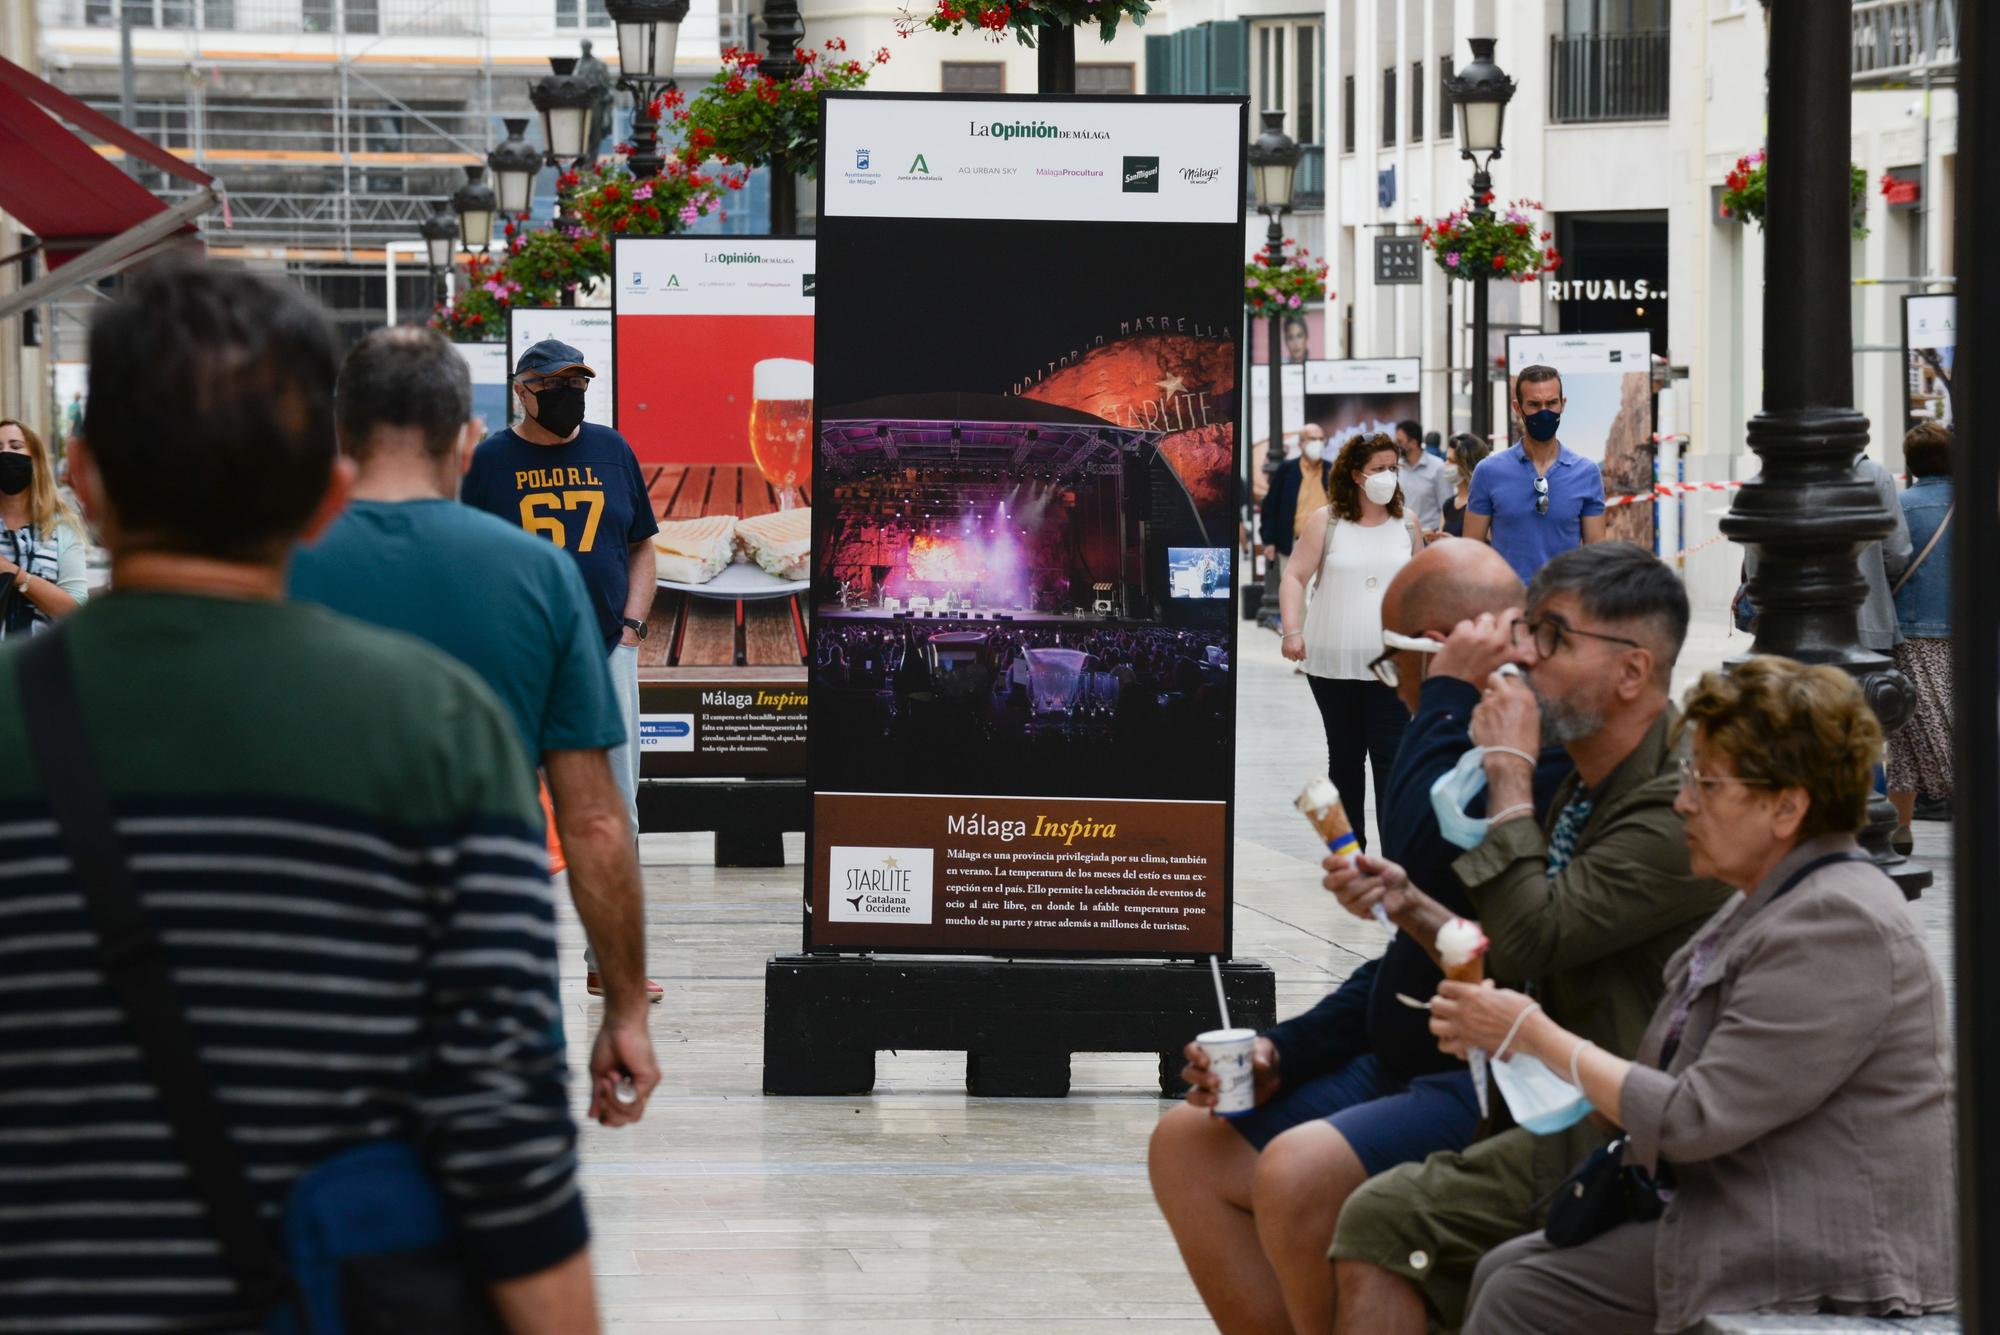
[750,357,813,511]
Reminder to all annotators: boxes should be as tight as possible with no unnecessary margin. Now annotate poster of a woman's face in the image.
[1251,307,1326,362]
[1283,315,1310,363]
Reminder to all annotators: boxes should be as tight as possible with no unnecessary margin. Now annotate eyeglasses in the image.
[1511,615,1641,660]
[1532,475,1550,516]
[1367,630,1443,688]
[521,375,590,392]
[1676,757,1775,811]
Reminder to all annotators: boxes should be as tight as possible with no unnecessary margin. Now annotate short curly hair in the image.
[1678,656,1883,840]
[1327,432,1403,524]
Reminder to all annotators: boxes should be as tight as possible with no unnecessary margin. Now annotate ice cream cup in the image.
[1198,1027,1259,1116]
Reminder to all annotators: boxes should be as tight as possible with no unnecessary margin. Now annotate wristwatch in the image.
[620,616,649,641]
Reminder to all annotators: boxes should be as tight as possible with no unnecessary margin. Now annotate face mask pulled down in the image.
[527,385,587,438]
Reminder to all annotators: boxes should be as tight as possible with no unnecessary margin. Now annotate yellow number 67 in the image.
[518,491,605,552]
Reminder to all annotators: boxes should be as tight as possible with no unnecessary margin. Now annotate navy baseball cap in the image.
[514,338,597,380]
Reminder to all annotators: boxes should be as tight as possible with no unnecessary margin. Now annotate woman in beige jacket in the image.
[1437,656,1955,1335]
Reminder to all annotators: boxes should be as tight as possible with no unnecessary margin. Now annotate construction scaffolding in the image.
[35,0,749,347]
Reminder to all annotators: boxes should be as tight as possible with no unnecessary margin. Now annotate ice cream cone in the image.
[1445,957,1486,986]
[1437,917,1489,982]
[1295,778,1358,860]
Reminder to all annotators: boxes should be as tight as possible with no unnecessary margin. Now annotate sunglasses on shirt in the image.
[1533,475,1550,516]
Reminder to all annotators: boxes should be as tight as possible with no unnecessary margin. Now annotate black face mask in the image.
[527,385,587,438]
[0,453,32,496]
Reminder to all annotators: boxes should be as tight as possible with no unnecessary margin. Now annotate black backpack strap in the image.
[17,630,290,1314]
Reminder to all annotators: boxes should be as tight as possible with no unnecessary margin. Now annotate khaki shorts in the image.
[1329,1126,1544,1332]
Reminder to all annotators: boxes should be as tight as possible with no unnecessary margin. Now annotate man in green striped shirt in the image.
[0,264,602,1332]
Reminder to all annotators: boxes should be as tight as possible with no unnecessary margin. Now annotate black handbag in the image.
[1542,1135,1666,1248]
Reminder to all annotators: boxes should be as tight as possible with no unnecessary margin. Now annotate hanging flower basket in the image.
[1721,150,1869,239]
[1417,197,1561,283]
[1244,239,1330,314]
[896,0,1151,47]
[673,41,890,177]
[432,142,740,340]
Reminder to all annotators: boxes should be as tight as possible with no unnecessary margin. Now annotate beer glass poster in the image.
[808,93,1245,958]
[1506,331,1654,549]
[612,236,814,779]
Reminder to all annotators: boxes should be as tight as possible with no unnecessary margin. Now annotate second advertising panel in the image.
[614,237,815,779]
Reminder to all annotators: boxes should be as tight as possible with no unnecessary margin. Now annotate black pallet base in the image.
[763,954,1278,1098]
[635,778,805,867]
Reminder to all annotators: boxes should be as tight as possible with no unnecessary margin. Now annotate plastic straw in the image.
[1209,954,1232,1030]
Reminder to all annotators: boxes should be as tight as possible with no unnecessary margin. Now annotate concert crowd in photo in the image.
[812,619,1231,801]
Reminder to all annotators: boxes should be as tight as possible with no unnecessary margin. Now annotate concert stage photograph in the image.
[810,393,1233,802]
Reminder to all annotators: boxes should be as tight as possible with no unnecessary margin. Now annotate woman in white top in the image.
[0,418,87,639]
[1278,432,1423,851]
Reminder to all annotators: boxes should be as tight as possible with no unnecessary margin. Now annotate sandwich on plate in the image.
[652,514,738,584]
[734,509,812,582]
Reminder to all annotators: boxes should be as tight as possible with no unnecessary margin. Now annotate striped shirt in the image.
[0,592,585,1332]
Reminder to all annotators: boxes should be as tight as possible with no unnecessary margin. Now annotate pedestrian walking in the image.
[1439,432,1490,539]
[1278,432,1423,850]
[462,338,660,999]
[1259,423,1329,631]
[1394,418,1451,536]
[0,262,600,1331]
[0,417,88,636]
[1462,366,1607,582]
[292,324,668,1081]
[1886,420,1954,849]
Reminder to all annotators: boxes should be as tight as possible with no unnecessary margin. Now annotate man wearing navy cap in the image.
[462,337,661,1000]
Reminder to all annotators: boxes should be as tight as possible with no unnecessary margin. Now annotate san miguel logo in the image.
[1122,156,1160,193]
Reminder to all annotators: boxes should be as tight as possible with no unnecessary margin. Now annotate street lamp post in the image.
[487,118,541,228]
[449,165,497,254]
[531,56,598,306]
[1720,0,1928,895]
[758,0,806,235]
[607,0,688,181]
[1443,37,1515,442]
[1247,109,1302,509]
[418,201,459,312]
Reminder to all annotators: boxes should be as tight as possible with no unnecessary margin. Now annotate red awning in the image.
[0,55,219,267]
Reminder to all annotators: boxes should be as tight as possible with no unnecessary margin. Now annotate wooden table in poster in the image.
[634,463,808,863]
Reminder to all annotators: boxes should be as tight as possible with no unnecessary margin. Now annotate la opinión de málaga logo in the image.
[968,119,1110,141]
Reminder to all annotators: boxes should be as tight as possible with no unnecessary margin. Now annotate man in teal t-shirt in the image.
[291,326,664,1095]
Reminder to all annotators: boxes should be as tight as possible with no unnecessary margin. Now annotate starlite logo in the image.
[1122,156,1160,192]
[827,846,934,923]
[856,147,871,170]
[1179,165,1221,185]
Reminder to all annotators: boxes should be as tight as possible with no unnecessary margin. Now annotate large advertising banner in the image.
[1506,332,1653,549]
[1302,358,1421,456]
[809,93,1245,958]
[613,236,815,780]
[508,307,616,430]
[1902,294,1955,431]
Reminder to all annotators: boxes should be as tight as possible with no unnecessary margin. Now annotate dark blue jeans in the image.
[1305,675,1411,854]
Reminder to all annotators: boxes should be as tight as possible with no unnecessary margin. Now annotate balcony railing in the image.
[1547,28,1670,125]
[40,0,749,44]
[1852,0,1958,87]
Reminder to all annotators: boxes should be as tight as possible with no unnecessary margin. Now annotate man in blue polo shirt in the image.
[1463,365,1606,583]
